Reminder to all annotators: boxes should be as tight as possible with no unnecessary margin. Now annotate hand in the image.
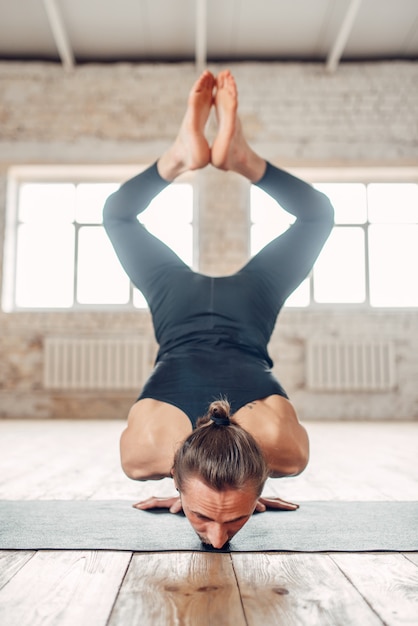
[132,495,183,514]
[132,494,298,515]
[255,496,299,512]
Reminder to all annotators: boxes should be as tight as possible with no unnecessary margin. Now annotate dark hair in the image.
[172,399,269,496]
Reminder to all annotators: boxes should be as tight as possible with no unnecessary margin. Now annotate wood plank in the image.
[0,421,416,626]
[108,552,246,626]
[1,420,417,502]
[0,420,125,500]
[403,553,418,567]
[0,551,35,590]
[331,553,418,625]
[231,553,383,626]
[0,550,131,626]
[257,421,418,503]
[0,422,65,489]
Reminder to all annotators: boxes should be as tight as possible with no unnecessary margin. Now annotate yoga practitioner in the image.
[103,70,334,549]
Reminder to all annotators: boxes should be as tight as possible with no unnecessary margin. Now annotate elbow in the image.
[120,429,169,481]
[289,449,309,476]
[120,451,160,481]
[121,460,168,482]
[268,446,310,478]
[121,461,151,481]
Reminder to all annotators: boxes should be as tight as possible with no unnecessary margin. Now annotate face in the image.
[177,476,258,549]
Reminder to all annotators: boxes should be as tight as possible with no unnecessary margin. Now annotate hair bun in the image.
[209,401,231,427]
[210,414,231,427]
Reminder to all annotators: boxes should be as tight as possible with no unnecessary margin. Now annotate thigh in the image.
[106,217,192,308]
[241,219,330,313]
[120,399,193,481]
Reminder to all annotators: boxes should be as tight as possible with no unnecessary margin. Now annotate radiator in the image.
[43,336,154,390]
[306,338,396,391]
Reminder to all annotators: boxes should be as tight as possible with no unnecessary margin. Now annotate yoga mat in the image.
[0,500,417,552]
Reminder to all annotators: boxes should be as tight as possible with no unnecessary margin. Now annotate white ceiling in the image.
[0,0,417,72]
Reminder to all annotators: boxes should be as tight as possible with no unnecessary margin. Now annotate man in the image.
[103,70,334,549]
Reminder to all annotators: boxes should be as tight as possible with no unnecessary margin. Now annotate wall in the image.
[0,60,417,420]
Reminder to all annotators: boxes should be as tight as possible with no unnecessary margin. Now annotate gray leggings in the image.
[103,162,334,423]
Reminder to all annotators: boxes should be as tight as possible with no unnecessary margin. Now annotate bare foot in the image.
[212,70,266,182]
[211,70,238,170]
[157,71,215,181]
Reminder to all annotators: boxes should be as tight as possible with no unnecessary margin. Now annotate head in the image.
[172,399,269,549]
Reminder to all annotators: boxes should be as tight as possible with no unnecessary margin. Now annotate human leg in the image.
[210,72,332,477]
[113,72,216,480]
[158,70,215,181]
[210,70,333,313]
[211,70,266,182]
[103,71,216,307]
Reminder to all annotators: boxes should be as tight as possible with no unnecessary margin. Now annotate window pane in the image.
[10,175,194,310]
[250,223,290,256]
[144,184,193,223]
[15,224,74,307]
[77,226,130,304]
[285,278,310,307]
[76,183,120,224]
[369,224,418,306]
[250,186,293,255]
[250,186,294,226]
[313,227,366,303]
[19,183,75,223]
[133,287,147,309]
[140,184,193,266]
[367,183,418,223]
[145,221,193,267]
[314,183,367,224]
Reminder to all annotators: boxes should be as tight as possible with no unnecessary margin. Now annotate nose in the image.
[207,524,229,549]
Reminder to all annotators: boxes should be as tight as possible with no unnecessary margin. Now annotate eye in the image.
[194,512,210,521]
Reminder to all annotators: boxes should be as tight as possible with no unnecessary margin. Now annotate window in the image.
[251,174,418,308]
[2,166,193,311]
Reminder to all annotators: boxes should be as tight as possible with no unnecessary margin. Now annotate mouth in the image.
[200,540,231,551]
[198,534,231,551]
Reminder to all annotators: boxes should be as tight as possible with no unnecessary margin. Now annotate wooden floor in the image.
[0,419,417,625]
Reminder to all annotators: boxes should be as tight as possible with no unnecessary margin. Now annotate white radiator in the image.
[43,336,154,390]
[306,338,396,391]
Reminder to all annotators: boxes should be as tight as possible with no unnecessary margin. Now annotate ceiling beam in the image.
[43,0,75,70]
[326,0,363,73]
[195,0,207,71]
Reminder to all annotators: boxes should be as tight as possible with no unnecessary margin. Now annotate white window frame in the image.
[252,165,418,310]
[2,165,196,312]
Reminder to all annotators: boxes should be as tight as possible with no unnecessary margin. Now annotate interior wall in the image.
[0,60,417,420]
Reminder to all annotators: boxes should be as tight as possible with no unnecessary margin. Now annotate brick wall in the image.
[0,60,417,420]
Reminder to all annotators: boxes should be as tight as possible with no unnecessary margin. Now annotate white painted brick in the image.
[0,61,417,419]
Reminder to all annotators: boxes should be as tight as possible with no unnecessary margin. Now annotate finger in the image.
[169,498,183,514]
[259,497,299,511]
[132,496,173,510]
[255,500,266,512]
[132,500,158,510]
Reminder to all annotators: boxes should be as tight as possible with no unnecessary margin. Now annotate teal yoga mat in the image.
[0,500,417,552]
